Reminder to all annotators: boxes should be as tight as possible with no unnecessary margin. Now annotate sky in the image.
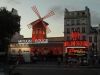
[0,0,100,38]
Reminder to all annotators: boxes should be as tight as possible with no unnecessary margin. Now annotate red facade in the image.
[30,43,64,55]
[32,20,48,42]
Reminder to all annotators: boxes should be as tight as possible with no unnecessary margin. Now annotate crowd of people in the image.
[30,49,63,64]
[9,48,63,65]
[8,48,100,67]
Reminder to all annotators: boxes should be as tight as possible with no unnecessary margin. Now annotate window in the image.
[77,12,80,16]
[71,19,74,25]
[76,19,80,25]
[76,27,80,32]
[10,44,13,47]
[81,19,86,25]
[67,28,70,33]
[66,20,70,25]
[67,36,70,41]
[82,12,86,16]
[89,36,92,42]
[94,36,97,42]
[74,12,77,16]
[71,12,74,16]
[82,35,86,40]
[71,28,75,32]
[69,13,72,16]
[82,27,85,33]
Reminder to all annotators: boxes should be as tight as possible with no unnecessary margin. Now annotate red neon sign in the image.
[66,48,87,56]
[71,32,81,40]
[64,41,89,47]
[64,32,89,47]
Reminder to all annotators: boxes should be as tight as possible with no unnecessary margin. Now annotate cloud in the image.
[6,0,21,4]
[50,5,100,26]
[91,11,100,26]
[49,6,64,20]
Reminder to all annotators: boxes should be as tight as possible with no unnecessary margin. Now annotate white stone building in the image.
[64,6,100,58]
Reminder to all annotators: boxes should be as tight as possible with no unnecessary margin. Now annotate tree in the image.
[0,7,20,75]
[0,7,20,52]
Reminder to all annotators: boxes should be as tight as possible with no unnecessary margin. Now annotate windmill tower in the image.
[28,5,55,42]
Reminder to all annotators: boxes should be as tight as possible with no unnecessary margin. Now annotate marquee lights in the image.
[64,32,90,47]
[34,39,48,44]
[64,41,89,47]
[18,39,48,44]
[67,48,86,53]
[18,40,32,44]
[71,32,81,40]
[66,48,87,56]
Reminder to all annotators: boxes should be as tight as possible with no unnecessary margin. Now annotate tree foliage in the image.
[0,7,20,40]
[0,7,20,53]
[0,7,21,75]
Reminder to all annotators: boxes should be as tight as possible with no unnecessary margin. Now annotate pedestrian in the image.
[17,49,24,64]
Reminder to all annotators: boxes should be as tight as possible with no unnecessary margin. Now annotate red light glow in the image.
[66,48,87,56]
[71,32,81,40]
[64,32,90,47]
[64,41,89,47]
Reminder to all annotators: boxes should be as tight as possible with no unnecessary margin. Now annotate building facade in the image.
[64,6,100,63]
[9,36,64,63]
[64,6,91,41]
[9,7,100,64]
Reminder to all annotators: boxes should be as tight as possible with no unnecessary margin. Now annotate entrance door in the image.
[23,51,30,63]
[65,47,87,65]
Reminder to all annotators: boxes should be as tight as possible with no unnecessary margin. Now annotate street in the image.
[11,63,100,75]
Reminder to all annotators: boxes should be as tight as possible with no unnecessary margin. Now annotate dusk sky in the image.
[0,0,100,38]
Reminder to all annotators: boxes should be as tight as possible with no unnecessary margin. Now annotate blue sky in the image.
[0,0,100,38]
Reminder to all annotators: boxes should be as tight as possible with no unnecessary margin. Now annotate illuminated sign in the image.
[65,47,87,56]
[18,39,48,44]
[34,39,48,44]
[71,32,81,40]
[18,40,32,44]
[64,41,89,47]
[64,32,89,56]
[64,32,89,47]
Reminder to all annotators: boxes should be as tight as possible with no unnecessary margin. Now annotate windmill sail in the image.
[27,5,55,42]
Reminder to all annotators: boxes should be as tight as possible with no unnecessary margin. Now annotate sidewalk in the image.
[10,61,100,69]
[0,72,4,75]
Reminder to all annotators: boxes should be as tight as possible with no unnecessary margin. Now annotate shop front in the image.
[30,42,64,62]
[64,32,90,65]
[64,46,88,65]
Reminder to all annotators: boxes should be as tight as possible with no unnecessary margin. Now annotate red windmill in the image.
[28,5,55,42]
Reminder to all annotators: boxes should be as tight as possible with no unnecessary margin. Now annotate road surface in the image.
[11,64,100,75]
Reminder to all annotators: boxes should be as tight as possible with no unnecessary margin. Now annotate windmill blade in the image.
[42,11,55,20]
[27,24,32,29]
[46,26,51,34]
[32,5,41,19]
